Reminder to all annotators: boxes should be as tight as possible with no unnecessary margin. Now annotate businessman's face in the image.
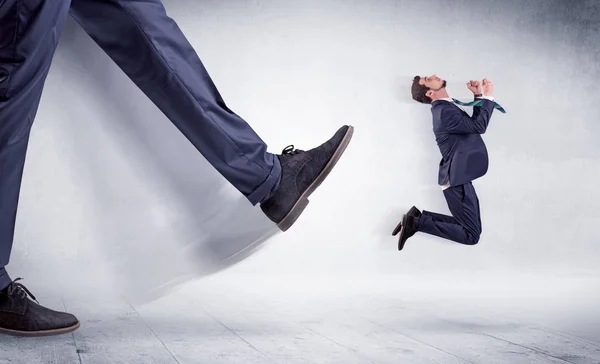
[420,74,446,91]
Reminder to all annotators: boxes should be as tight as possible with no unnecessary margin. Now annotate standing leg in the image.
[68,0,354,231]
[0,136,30,289]
[396,183,482,250]
[0,0,79,337]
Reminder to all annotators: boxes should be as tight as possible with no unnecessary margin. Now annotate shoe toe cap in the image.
[59,312,79,328]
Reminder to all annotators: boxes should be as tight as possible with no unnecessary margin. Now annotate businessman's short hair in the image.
[411,76,432,104]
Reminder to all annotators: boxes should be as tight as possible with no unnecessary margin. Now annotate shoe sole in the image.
[397,214,409,251]
[0,321,80,337]
[277,125,355,232]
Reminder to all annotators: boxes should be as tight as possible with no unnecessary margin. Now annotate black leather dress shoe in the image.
[0,278,80,337]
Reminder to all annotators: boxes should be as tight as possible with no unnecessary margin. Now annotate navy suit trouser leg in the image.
[68,0,281,205]
[0,0,281,288]
[0,0,72,288]
[417,182,482,245]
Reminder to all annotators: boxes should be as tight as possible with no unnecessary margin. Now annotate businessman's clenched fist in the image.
[466,80,481,94]
[482,78,494,96]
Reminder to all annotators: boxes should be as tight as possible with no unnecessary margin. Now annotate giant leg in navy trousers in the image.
[417,182,482,245]
[0,0,281,289]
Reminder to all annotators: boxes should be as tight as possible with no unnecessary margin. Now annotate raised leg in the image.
[69,0,280,205]
[69,0,354,231]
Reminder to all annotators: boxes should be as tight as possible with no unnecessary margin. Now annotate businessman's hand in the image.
[482,78,494,96]
[466,80,481,95]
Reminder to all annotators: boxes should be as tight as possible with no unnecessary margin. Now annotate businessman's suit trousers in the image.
[0,0,282,288]
[417,182,482,246]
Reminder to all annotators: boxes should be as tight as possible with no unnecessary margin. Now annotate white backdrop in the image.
[6,0,600,304]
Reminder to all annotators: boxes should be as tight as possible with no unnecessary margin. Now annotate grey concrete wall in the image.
[6,0,600,301]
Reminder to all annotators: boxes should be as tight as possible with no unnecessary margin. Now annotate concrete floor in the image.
[2,274,599,364]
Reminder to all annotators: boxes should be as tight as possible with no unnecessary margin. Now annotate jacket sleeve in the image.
[471,96,483,120]
[441,99,495,134]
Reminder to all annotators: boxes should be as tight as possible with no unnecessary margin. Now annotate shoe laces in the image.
[6,278,38,304]
[281,145,302,156]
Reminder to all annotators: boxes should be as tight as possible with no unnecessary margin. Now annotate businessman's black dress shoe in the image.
[392,206,421,251]
[392,206,421,236]
[0,278,80,337]
[397,214,419,250]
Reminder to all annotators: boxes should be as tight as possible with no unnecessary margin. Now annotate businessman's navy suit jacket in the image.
[431,98,496,187]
